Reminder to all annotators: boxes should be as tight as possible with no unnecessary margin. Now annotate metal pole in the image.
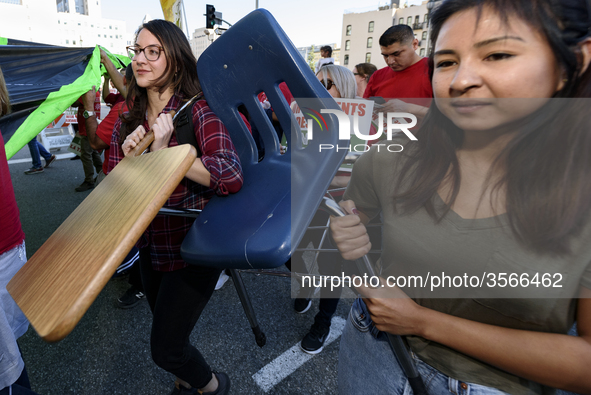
[320,197,428,395]
[256,0,259,9]
[181,0,190,40]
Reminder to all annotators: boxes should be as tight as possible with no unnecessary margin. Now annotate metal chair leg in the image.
[229,269,267,347]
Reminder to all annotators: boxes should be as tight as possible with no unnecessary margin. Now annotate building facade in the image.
[190,27,221,61]
[340,1,429,71]
[297,43,340,71]
[0,0,131,54]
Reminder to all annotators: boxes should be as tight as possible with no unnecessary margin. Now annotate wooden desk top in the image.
[7,144,196,342]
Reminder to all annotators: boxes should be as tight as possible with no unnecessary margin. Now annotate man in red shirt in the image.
[363,25,432,117]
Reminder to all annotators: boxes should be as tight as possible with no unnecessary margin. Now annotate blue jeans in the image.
[26,138,52,169]
[338,298,510,395]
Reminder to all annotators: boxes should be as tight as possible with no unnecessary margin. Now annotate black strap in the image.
[175,99,201,157]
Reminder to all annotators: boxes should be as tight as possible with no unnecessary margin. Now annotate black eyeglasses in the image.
[320,78,335,91]
[126,45,164,61]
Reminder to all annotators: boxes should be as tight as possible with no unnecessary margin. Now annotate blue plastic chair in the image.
[180,9,348,270]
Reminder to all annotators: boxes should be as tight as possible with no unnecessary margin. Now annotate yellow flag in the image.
[160,0,183,29]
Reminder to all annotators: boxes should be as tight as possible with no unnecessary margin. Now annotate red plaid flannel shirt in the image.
[109,93,243,271]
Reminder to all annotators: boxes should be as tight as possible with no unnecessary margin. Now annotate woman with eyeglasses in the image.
[331,0,591,393]
[353,63,377,98]
[110,19,242,395]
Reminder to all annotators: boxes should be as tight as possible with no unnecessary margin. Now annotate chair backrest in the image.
[180,9,347,269]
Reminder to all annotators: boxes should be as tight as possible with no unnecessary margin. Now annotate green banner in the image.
[5,46,130,159]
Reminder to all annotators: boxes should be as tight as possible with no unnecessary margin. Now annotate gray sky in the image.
[100,0,421,48]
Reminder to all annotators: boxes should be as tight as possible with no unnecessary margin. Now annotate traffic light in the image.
[205,4,222,28]
[205,4,216,28]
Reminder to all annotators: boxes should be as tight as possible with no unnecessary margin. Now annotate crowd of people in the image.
[2,0,591,393]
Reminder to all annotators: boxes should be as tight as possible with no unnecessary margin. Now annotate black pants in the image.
[0,366,37,395]
[287,209,342,328]
[139,248,221,389]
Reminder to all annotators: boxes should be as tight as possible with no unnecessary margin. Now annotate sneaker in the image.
[24,167,44,175]
[170,371,230,395]
[75,181,95,192]
[294,298,312,314]
[300,322,331,354]
[215,271,230,290]
[116,287,145,309]
[44,154,56,168]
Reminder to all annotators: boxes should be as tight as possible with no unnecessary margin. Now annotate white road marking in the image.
[252,316,346,393]
[8,153,76,165]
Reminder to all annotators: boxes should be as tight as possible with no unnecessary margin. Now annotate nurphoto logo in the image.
[305,110,418,152]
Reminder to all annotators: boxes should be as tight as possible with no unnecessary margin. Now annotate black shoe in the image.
[294,298,312,314]
[300,321,331,354]
[44,154,56,168]
[70,155,80,160]
[75,181,95,192]
[169,371,230,395]
[24,167,44,175]
[116,287,145,309]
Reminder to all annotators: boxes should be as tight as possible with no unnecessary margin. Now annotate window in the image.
[73,40,76,44]
[66,39,69,44]
[368,21,374,33]
[78,22,81,26]
[407,17,412,25]
[56,0,69,13]
[58,20,60,24]
[346,25,352,36]
[74,0,86,14]
[415,15,419,24]
[365,53,371,63]
[103,34,106,38]
[109,25,112,29]
[424,14,428,22]
[98,34,100,38]
[422,31,427,40]
[420,48,425,56]
[91,24,93,27]
[345,40,350,51]
[367,37,373,48]
[0,0,22,4]
[344,55,349,65]
[399,18,403,25]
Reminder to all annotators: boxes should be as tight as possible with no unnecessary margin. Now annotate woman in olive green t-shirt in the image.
[332,0,591,394]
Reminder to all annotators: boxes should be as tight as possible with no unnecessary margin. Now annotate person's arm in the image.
[100,49,126,98]
[379,99,429,120]
[82,88,109,150]
[102,75,111,102]
[185,106,243,193]
[356,284,591,394]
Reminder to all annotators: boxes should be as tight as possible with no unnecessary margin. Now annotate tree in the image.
[307,45,315,71]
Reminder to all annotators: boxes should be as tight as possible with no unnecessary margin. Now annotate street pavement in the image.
[8,145,354,395]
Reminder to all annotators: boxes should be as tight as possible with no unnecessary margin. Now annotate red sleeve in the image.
[363,75,376,99]
[104,93,117,106]
[192,101,243,195]
[96,102,125,145]
[279,82,294,105]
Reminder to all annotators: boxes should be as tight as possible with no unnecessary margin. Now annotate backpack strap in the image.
[174,95,201,157]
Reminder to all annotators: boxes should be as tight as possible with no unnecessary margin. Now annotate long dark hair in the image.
[122,19,201,143]
[393,0,591,254]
